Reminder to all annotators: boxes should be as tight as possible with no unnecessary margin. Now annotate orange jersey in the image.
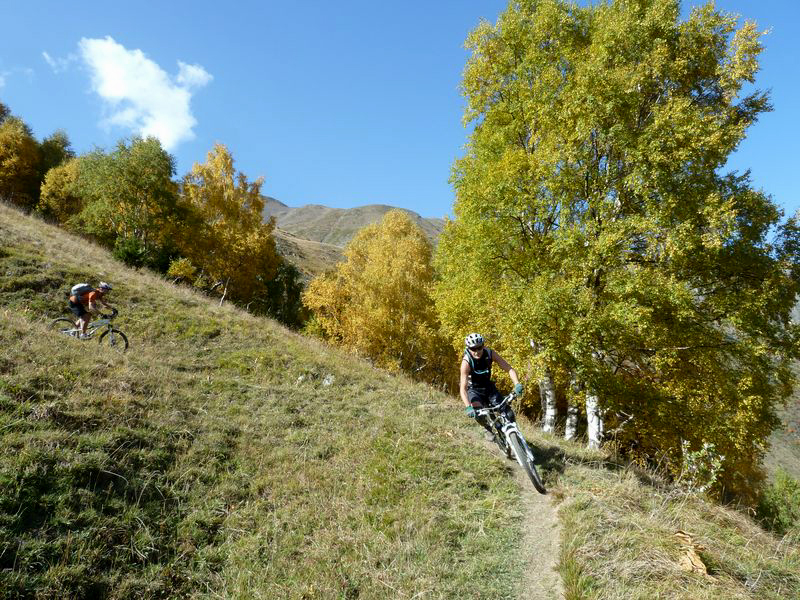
[76,290,104,305]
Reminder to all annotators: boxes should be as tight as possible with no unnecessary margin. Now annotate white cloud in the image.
[177,62,213,88]
[42,51,76,73]
[78,36,212,150]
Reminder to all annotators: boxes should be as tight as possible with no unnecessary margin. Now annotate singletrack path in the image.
[484,439,564,599]
[513,465,564,600]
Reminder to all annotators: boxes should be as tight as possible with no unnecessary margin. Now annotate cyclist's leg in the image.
[489,383,516,423]
[68,300,86,334]
[468,388,495,436]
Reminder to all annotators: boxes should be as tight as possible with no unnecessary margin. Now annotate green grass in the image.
[3,202,800,599]
[0,204,527,598]
[527,431,800,599]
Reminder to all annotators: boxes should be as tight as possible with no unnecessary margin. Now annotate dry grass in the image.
[525,430,800,600]
[0,203,527,598]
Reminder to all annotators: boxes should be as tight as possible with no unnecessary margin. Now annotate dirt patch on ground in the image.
[484,438,564,599]
[513,465,563,600]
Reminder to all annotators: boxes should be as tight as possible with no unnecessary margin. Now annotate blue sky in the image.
[1,1,797,219]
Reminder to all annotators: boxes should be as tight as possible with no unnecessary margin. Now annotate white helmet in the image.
[465,333,484,349]
[98,281,113,291]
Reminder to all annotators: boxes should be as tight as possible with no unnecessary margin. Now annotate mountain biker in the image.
[69,282,114,338]
[461,333,524,442]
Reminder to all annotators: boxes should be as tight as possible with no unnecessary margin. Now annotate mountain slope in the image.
[0,203,524,598]
[273,227,343,281]
[263,198,445,248]
[2,203,798,599]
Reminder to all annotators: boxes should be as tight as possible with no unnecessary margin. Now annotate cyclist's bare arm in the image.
[89,299,113,313]
[492,351,520,387]
[460,359,471,407]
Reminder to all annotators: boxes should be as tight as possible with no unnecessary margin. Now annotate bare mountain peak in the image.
[261,198,444,248]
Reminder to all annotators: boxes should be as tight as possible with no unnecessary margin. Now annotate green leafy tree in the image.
[435,0,799,499]
[0,101,9,124]
[37,130,75,183]
[71,136,182,269]
[305,210,456,389]
[0,116,40,209]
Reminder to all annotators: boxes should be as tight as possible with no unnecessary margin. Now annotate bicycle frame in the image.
[66,311,116,338]
[87,318,112,332]
[476,393,545,492]
[476,394,523,450]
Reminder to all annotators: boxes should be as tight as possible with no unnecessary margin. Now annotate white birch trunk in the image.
[586,391,603,450]
[565,375,580,441]
[564,403,579,441]
[541,369,557,434]
[539,379,547,414]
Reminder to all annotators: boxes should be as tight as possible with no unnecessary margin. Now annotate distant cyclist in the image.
[68,282,114,338]
[461,333,524,441]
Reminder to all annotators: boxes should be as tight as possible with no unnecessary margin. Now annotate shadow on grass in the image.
[527,432,673,493]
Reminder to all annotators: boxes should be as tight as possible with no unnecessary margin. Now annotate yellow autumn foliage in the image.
[304,210,456,390]
[175,143,281,305]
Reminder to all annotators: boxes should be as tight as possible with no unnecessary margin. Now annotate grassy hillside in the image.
[536,438,800,599]
[2,203,798,599]
[0,204,526,598]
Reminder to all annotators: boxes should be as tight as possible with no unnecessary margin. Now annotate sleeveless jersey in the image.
[464,347,493,390]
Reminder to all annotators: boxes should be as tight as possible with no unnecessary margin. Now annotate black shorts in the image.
[69,299,87,318]
[467,384,503,408]
[469,384,515,424]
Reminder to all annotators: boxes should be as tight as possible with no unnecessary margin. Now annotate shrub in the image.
[758,468,800,536]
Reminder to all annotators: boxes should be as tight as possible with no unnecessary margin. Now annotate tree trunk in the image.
[565,402,579,441]
[541,368,557,433]
[219,276,231,306]
[586,390,603,450]
[565,374,581,441]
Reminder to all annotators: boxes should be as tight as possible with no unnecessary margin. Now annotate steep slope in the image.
[764,303,800,479]
[272,228,343,282]
[0,203,526,598]
[765,366,800,481]
[3,203,798,599]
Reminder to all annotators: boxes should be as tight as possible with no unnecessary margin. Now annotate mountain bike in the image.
[476,392,546,494]
[50,308,129,352]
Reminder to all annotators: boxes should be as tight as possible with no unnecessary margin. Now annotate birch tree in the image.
[176,143,282,307]
[69,136,182,268]
[0,116,40,209]
[304,210,456,389]
[434,0,800,498]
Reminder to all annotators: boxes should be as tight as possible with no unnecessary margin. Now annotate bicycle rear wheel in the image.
[98,328,128,352]
[508,432,546,494]
[50,318,77,335]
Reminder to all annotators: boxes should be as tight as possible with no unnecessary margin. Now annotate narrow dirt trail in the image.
[512,466,564,600]
[483,439,564,599]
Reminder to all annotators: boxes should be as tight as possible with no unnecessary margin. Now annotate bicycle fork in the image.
[501,423,534,464]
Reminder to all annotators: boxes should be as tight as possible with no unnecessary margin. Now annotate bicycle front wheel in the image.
[508,432,546,494]
[98,328,128,352]
[50,318,77,335]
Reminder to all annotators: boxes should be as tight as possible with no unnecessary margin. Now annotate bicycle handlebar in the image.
[474,392,516,417]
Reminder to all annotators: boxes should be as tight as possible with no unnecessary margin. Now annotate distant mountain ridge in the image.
[262,196,445,248]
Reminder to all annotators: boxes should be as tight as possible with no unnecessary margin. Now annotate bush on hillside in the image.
[758,468,800,536]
